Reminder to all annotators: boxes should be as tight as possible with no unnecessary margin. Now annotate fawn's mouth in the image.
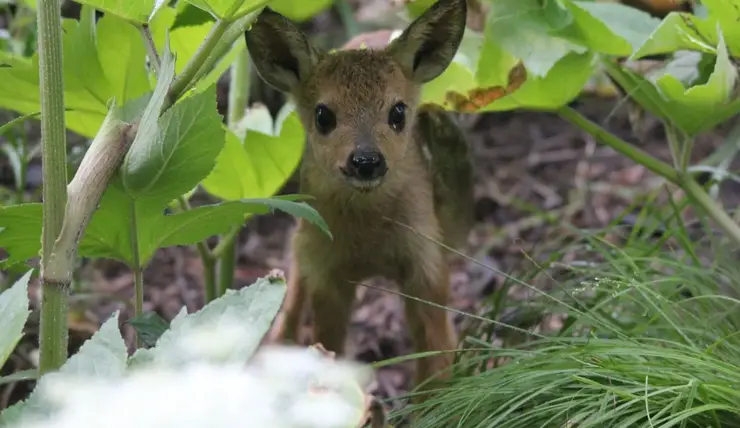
[339,167,385,191]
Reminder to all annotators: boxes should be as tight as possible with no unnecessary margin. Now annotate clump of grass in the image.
[393,196,740,427]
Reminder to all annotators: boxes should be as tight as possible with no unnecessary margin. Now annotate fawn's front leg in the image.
[402,246,458,390]
[306,266,357,354]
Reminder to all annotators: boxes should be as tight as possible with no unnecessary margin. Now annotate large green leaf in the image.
[0,203,42,268]
[423,26,594,112]
[2,312,128,425]
[96,14,152,104]
[57,312,128,377]
[631,12,721,60]
[64,0,159,23]
[556,1,660,56]
[202,103,304,201]
[702,0,740,55]
[0,270,31,369]
[149,6,212,75]
[605,34,740,136]
[183,0,266,19]
[129,274,287,368]
[0,11,152,138]
[486,0,586,77]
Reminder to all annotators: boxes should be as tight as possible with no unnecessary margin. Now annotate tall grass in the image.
[392,191,740,427]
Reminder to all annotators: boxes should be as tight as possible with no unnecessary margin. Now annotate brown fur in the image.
[245,0,473,392]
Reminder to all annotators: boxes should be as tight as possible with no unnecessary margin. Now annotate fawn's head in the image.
[245,0,466,192]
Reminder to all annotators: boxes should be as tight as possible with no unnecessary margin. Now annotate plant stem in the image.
[216,226,239,296]
[557,106,681,185]
[558,105,740,248]
[138,24,161,74]
[129,200,143,348]
[37,0,69,375]
[215,48,252,298]
[679,173,740,246]
[177,196,218,302]
[166,19,230,108]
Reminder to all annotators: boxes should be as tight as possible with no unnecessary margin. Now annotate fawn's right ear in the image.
[245,8,321,93]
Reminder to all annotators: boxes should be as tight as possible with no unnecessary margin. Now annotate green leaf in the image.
[0,111,40,137]
[631,12,719,59]
[269,0,333,21]
[184,0,266,19]
[96,14,151,104]
[68,0,158,23]
[150,8,214,75]
[121,35,224,204]
[0,10,154,138]
[202,103,304,201]
[653,31,738,120]
[0,270,31,368]
[604,35,740,136]
[3,312,128,425]
[0,369,36,386]
[556,1,660,56]
[57,311,128,378]
[487,0,586,77]
[702,0,740,55]
[128,311,170,347]
[424,26,594,112]
[157,197,331,249]
[0,203,42,268]
[129,274,287,368]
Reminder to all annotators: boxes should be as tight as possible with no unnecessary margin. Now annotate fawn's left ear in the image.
[386,0,467,83]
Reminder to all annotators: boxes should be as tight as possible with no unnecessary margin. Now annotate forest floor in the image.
[1,0,739,412]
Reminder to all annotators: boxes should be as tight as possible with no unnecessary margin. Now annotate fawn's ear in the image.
[386,0,467,83]
[244,7,321,93]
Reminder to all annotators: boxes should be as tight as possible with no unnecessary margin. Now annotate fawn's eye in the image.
[315,104,336,134]
[388,102,406,132]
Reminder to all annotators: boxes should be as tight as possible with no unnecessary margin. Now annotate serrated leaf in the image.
[184,0,266,19]
[3,312,128,424]
[0,270,32,368]
[202,103,304,201]
[129,274,287,368]
[58,311,128,377]
[122,86,225,203]
[128,311,170,347]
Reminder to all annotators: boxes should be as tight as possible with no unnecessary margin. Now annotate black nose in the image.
[347,150,387,180]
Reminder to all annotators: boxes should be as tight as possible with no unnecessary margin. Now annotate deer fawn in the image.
[245,0,474,389]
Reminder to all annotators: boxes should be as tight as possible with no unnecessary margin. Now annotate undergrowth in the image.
[393,192,740,427]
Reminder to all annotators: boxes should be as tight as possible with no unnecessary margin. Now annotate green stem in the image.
[215,48,252,298]
[37,0,70,375]
[129,200,143,348]
[679,173,740,246]
[216,227,238,297]
[166,19,230,108]
[177,196,218,303]
[138,24,161,75]
[557,106,681,185]
[558,105,740,248]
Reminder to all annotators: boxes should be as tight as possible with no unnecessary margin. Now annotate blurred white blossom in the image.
[16,345,372,428]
